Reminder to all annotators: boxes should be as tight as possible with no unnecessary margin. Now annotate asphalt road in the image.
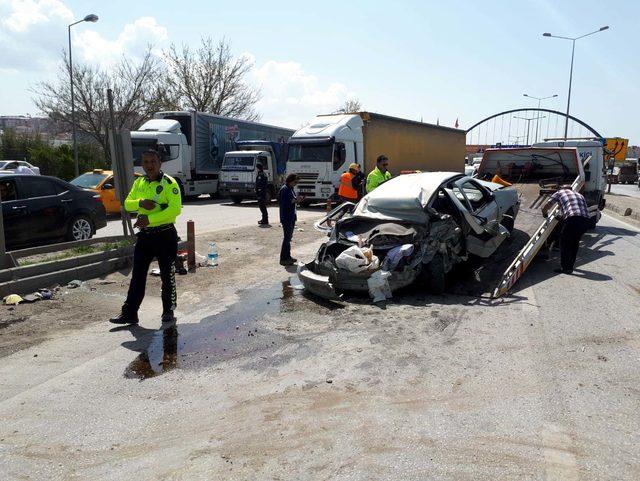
[97,197,324,238]
[609,182,640,199]
[1,212,639,479]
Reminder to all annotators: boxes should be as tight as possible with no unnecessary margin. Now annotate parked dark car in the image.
[0,174,107,250]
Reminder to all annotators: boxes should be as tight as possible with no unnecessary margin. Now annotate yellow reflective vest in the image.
[124,173,182,227]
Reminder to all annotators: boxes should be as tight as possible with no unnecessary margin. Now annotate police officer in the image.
[110,149,182,325]
[256,163,269,226]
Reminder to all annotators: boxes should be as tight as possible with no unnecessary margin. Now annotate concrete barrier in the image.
[0,240,189,297]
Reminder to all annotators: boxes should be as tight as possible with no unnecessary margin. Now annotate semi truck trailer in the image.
[285,112,466,202]
[130,111,294,198]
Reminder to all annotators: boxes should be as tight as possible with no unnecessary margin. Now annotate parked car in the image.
[0,174,107,250]
[0,160,41,175]
[71,169,141,215]
[298,172,519,300]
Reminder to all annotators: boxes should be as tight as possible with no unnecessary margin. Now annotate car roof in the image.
[353,171,463,223]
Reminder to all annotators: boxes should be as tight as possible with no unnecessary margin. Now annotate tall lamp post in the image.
[514,115,546,146]
[523,93,557,142]
[68,14,99,178]
[543,26,609,140]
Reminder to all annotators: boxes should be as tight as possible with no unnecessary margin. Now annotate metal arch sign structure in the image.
[465,107,603,139]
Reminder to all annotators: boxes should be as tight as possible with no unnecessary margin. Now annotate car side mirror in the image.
[103,183,114,190]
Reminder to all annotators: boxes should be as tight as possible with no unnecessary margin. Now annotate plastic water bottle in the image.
[207,242,219,266]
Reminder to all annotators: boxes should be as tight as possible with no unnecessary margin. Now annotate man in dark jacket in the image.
[279,173,303,266]
[351,163,366,200]
[255,163,269,226]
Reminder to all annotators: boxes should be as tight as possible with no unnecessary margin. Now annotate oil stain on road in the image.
[124,280,310,380]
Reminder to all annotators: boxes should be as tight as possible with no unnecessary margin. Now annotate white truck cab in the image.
[131,118,195,197]
[219,150,271,203]
[286,114,363,202]
[218,141,288,203]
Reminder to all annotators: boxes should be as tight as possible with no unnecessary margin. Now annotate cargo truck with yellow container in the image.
[285,112,466,203]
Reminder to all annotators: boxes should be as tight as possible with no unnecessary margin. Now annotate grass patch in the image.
[19,239,133,266]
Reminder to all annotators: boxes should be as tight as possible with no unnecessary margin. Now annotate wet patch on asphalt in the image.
[124,279,331,380]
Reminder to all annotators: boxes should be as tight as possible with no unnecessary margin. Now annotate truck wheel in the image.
[231,196,243,204]
[424,254,446,294]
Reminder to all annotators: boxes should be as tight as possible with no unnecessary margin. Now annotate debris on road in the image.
[67,280,83,289]
[3,294,23,305]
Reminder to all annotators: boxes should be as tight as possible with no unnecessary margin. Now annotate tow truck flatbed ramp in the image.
[492,173,586,298]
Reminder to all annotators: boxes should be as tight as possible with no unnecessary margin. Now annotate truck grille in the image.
[296,172,319,182]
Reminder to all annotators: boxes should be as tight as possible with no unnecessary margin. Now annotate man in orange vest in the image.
[338,163,360,203]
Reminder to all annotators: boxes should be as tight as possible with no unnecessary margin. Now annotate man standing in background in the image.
[256,163,269,226]
[366,155,392,193]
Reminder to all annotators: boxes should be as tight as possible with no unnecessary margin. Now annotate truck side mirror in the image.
[339,143,347,162]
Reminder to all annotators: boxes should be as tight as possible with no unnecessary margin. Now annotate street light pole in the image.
[523,93,557,142]
[68,14,99,178]
[543,26,609,140]
[513,116,546,146]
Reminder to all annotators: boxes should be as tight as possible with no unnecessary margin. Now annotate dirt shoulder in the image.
[605,192,640,226]
[0,219,322,357]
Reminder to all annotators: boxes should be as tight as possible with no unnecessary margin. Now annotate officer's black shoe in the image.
[161,311,176,323]
[109,311,139,325]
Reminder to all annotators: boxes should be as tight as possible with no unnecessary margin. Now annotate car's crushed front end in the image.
[298,212,465,301]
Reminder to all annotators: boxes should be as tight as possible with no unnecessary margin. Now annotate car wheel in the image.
[424,254,446,294]
[231,196,243,204]
[67,215,93,241]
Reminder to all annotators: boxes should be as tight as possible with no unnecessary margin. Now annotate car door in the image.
[445,178,508,258]
[101,175,119,213]
[16,176,67,242]
[0,177,29,248]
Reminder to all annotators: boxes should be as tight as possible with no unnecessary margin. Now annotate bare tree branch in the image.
[163,37,261,120]
[334,99,362,114]
[31,49,166,159]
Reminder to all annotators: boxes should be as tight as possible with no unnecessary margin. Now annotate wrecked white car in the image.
[298,172,520,301]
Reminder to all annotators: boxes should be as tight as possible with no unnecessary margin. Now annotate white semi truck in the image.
[285,112,466,203]
[130,111,294,198]
[218,140,288,203]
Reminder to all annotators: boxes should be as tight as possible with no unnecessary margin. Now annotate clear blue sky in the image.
[1,0,638,144]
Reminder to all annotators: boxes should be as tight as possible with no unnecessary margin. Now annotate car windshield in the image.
[0,161,8,168]
[288,143,333,162]
[222,156,255,171]
[71,173,107,189]
[132,139,158,167]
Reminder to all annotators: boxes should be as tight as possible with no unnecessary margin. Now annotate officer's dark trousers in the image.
[280,220,295,261]
[258,195,269,223]
[123,226,178,315]
[559,216,591,272]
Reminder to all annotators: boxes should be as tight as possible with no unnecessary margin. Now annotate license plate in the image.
[230,189,239,193]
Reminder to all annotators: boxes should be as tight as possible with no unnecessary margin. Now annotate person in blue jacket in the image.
[278,173,304,266]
